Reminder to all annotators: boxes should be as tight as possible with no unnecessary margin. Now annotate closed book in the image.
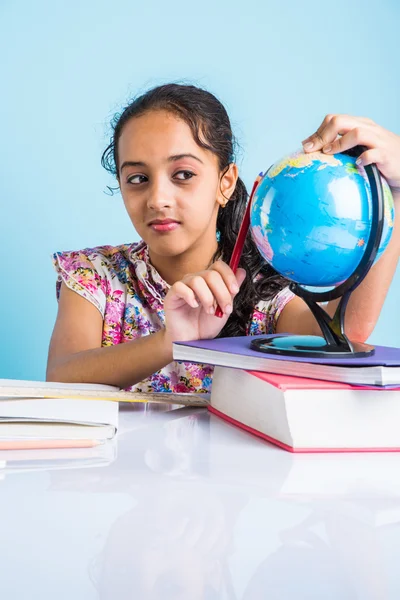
[209,367,400,452]
[0,396,119,450]
[0,379,209,407]
[173,334,400,387]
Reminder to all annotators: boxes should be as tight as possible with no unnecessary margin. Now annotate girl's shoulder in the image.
[53,239,144,264]
[52,240,148,277]
[52,240,150,315]
[249,285,295,335]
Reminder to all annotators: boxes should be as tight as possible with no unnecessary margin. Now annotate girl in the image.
[46,84,400,393]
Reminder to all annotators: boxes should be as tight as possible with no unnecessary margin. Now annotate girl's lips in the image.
[149,221,180,232]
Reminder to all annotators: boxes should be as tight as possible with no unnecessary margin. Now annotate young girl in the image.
[46,84,400,393]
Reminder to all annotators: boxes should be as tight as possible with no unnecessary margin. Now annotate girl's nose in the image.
[147,180,174,210]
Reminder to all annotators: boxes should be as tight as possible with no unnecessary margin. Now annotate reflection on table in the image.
[1,403,400,598]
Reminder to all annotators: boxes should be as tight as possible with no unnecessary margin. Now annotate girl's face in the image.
[117,110,237,266]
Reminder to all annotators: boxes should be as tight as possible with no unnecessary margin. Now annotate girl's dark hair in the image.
[101,83,289,337]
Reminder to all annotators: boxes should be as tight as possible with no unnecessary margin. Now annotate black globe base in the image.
[250,285,376,359]
[250,334,375,359]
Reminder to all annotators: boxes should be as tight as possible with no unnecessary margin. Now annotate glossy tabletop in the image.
[2,402,400,599]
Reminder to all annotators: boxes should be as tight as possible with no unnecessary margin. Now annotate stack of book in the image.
[0,379,209,452]
[172,334,400,452]
[0,380,120,452]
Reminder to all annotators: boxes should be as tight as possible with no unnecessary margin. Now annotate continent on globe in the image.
[250,150,395,287]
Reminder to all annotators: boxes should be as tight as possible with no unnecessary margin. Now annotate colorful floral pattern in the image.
[52,240,294,394]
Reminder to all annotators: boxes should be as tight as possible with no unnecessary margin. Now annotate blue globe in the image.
[250,150,395,287]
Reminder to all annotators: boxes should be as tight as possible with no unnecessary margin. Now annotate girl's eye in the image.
[127,174,148,185]
[174,170,196,181]
[126,171,196,186]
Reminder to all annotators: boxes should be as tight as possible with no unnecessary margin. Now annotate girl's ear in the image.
[217,163,239,208]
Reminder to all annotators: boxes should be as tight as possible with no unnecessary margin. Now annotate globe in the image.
[250,150,395,287]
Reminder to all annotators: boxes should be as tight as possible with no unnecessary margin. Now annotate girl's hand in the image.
[163,261,246,343]
[302,114,400,195]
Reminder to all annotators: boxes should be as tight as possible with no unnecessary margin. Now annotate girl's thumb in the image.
[235,267,247,288]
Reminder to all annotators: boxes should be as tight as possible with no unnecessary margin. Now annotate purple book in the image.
[173,334,400,387]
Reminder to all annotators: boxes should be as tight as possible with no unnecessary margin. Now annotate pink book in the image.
[209,368,400,453]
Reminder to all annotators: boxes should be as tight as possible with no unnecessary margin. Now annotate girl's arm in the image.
[47,263,245,388]
[46,283,174,389]
[276,114,400,342]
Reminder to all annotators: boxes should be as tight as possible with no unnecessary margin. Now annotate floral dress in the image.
[52,240,294,394]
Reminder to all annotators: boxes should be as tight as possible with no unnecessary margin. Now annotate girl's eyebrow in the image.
[120,153,204,172]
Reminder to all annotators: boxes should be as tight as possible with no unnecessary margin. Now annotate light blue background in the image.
[1,0,399,380]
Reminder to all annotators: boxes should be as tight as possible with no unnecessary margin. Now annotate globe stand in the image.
[250,145,385,359]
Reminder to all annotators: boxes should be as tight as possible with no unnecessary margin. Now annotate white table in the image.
[1,402,400,599]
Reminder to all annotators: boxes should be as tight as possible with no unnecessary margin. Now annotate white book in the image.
[209,366,400,452]
[0,396,119,447]
[0,379,209,407]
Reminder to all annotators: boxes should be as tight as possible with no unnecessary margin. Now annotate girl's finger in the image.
[302,115,375,152]
[235,267,247,288]
[201,270,234,316]
[210,260,246,295]
[321,127,380,156]
[167,281,199,309]
[355,148,386,168]
[303,115,355,151]
[302,114,334,148]
[185,275,222,316]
